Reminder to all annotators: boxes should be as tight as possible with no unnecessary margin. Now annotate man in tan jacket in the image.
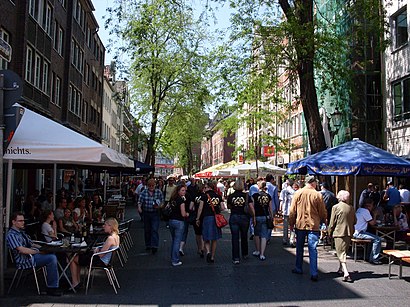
[289,175,327,281]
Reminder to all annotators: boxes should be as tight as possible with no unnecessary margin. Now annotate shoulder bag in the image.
[262,193,274,229]
[162,201,174,218]
[207,193,228,228]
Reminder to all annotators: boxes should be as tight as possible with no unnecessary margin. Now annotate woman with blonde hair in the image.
[73,218,120,291]
[227,178,255,264]
[328,190,356,282]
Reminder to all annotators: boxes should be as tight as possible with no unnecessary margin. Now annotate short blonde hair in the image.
[336,190,350,203]
[233,178,244,191]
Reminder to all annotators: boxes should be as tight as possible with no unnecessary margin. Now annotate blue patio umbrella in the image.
[287,138,410,208]
[287,138,410,176]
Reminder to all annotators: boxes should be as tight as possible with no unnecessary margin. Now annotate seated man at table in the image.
[6,212,63,296]
[353,198,382,265]
[393,205,409,241]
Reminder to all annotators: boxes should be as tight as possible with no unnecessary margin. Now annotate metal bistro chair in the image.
[85,246,120,294]
[8,254,47,295]
[119,219,134,250]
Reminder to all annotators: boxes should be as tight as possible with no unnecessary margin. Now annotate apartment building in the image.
[0,0,105,140]
[384,0,410,160]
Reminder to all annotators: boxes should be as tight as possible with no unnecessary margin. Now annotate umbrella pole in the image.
[353,175,357,210]
[53,163,57,210]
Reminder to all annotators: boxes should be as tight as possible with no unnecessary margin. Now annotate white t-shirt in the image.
[399,189,410,202]
[354,207,373,233]
[41,222,54,242]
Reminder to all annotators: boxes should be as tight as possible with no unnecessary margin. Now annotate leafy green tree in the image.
[161,102,209,175]
[213,0,387,155]
[105,0,213,165]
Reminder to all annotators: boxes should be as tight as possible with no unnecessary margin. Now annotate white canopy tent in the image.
[2,105,134,227]
[233,161,287,177]
[3,105,133,168]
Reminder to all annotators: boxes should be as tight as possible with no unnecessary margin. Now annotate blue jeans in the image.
[143,211,160,248]
[169,219,185,264]
[229,214,250,261]
[353,231,381,262]
[34,253,59,288]
[181,220,189,243]
[295,229,319,277]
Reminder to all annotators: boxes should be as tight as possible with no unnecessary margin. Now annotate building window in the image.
[42,61,49,93]
[0,28,10,69]
[29,0,37,19]
[83,100,88,123]
[69,84,82,117]
[34,54,41,88]
[393,77,410,121]
[25,47,33,83]
[71,39,84,73]
[55,77,61,106]
[54,23,64,55]
[43,4,52,36]
[393,8,408,49]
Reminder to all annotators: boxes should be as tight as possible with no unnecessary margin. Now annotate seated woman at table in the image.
[58,208,79,235]
[73,197,90,226]
[75,217,120,273]
[41,210,59,242]
[92,217,120,265]
[393,205,409,241]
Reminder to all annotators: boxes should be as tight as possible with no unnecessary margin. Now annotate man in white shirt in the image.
[353,198,382,264]
[280,181,299,246]
[399,184,410,203]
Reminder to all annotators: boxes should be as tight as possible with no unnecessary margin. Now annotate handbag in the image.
[162,201,174,217]
[263,200,274,230]
[207,193,228,228]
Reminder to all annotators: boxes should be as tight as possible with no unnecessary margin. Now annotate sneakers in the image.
[252,251,260,257]
[310,275,318,282]
[172,261,182,266]
[370,260,382,265]
[232,260,240,265]
[259,255,266,261]
[179,250,185,256]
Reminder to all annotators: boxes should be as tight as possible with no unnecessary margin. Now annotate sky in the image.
[92,0,233,65]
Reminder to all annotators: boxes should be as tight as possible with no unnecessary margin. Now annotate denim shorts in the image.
[254,216,270,239]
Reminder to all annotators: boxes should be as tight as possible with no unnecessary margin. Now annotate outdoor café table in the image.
[39,241,90,293]
[382,250,410,279]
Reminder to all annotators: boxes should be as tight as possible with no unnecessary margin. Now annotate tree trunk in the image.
[145,101,158,166]
[280,0,327,154]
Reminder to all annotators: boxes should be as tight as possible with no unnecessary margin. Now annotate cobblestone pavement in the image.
[1,206,409,307]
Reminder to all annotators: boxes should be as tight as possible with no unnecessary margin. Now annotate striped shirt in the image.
[6,228,36,269]
[138,188,164,213]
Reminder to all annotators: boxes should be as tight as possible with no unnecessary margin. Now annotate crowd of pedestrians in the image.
[128,174,410,285]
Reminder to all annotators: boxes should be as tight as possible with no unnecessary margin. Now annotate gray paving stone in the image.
[1,207,409,307]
